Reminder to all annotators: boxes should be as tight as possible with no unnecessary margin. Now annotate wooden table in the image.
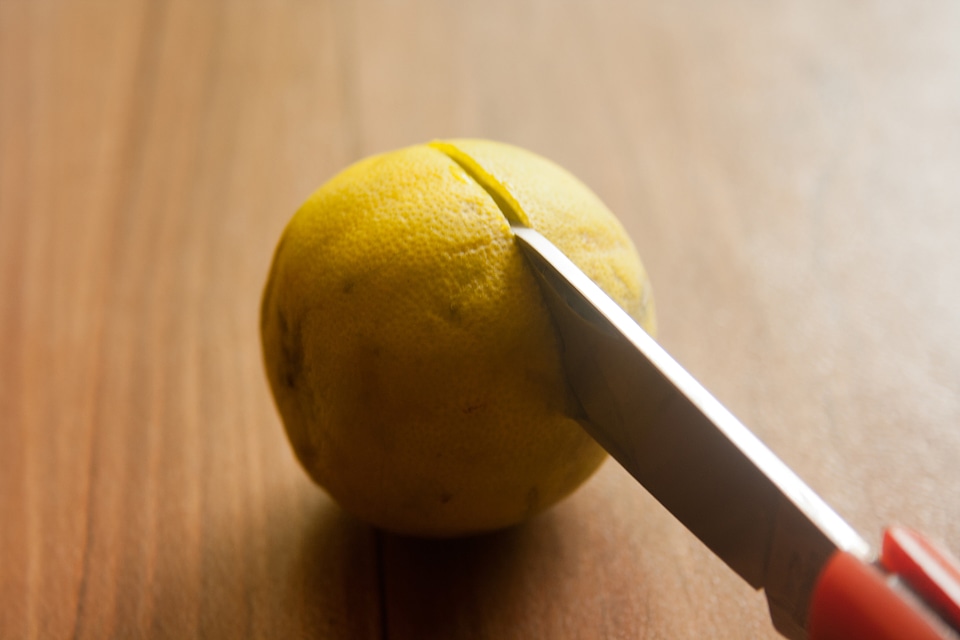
[3,2,959,638]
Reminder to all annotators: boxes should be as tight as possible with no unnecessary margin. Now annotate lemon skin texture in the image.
[261,139,655,537]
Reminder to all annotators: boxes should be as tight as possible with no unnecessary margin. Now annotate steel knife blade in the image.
[511,224,910,639]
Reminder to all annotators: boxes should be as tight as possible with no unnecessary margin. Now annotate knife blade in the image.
[512,224,960,639]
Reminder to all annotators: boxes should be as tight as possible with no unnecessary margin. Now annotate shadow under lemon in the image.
[369,459,664,639]
[377,514,565,639]
[290,485,615,640]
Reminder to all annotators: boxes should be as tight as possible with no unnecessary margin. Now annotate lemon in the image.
[261,139,655,537]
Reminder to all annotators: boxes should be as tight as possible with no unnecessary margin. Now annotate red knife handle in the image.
[807,527,960,640]
[882,526,960,630]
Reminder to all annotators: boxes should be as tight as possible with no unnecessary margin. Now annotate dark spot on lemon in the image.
[277,309,303,389]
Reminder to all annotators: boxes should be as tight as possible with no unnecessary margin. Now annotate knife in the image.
[512,224,960,640]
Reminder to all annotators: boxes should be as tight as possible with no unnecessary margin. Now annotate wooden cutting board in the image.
[3,1,959,638]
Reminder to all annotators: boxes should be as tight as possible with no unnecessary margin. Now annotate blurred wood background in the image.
[2,1,960,638]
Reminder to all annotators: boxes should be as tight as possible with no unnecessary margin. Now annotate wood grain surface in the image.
[2,1,959,638]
